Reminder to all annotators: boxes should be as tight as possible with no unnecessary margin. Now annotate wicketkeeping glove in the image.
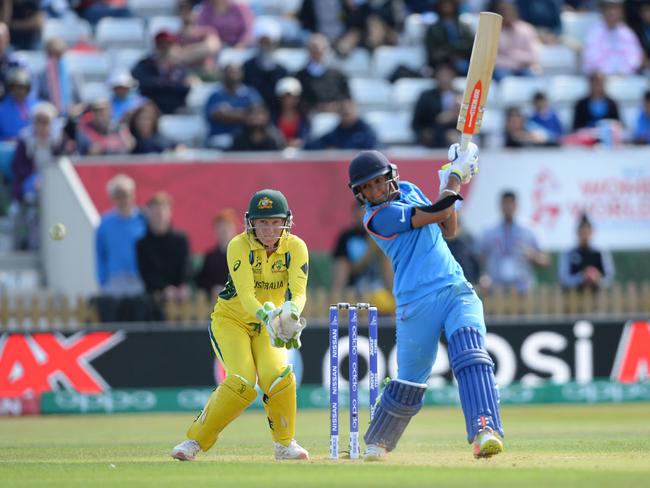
[278,301,307,349]
[256,301,284,348]
[447,141,479,184]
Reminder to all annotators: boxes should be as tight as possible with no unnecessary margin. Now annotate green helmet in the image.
[245,189,293,237]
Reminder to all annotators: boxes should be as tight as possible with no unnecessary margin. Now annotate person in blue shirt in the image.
[346,144,504,461]
[633,90,650,144]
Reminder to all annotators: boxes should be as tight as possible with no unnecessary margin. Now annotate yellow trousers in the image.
[187,315,297,450]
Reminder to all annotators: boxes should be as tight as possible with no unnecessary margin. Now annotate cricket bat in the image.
[456,12,502,151]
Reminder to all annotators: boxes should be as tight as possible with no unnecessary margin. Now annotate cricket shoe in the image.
[171,439,200,461]
[472,427,503,459]
[363,444,387,462]
[274,439,309,460]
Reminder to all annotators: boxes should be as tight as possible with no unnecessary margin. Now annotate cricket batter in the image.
[347,144,504,460]
[171,189,310,461]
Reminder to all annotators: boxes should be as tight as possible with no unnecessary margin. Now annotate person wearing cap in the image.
[108,70,144,123]
[36,37,82,117]
[0,67,37,141]
[171,189,310,462]
[273,76,310,148]
[132,30,192,114]
[582,0,643,75]
[243,17,287,115]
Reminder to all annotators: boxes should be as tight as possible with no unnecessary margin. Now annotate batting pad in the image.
[363,379,427,451]
[448,327,504,443]
[263,367,297,445]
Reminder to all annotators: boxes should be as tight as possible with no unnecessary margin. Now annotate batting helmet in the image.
[348,151,399,204]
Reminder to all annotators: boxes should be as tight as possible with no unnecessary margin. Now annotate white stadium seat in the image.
[372,46,426,79]
[498,76,549,107]
[391,78,435,106]
[79,82,111,104]
[557,106,574,131]
[332,49,372,77]
[42,17,92,45]
[14,50,46,76]
[64,51,111,83]
[159,115,208,146]
[350,78,393,109]
[272,48,309,73]
[365,110,413,145]
[148,16,183,39]
[606,76,649,105]
[96,17,146,50]
[403,14,431,46]
[110,48,147,72]
[621,106,640,132]
[250,0,302,16]
[459,12,479,33]
[128,0,178,17]
[217,48,255,67]
[561,11,601,46]
[186,83,220,112]
[479,108,505,135]
[539,44,578,75]
[310,112,339,139]
[548,75,589,106]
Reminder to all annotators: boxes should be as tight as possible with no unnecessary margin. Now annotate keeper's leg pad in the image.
[363,379,427,452]
[187,375,257,451]
[263,366,296,445]
[448,327,504,443]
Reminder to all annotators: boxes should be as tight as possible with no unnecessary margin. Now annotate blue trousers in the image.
[395,281,485,383]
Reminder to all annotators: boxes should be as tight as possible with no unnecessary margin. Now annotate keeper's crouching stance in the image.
[347,145,504,461]
[171,189,309,461]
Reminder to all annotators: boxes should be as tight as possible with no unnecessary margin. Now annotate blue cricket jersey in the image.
[363,181,466,306]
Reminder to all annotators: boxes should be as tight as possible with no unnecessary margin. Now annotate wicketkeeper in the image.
[171,189,310,461]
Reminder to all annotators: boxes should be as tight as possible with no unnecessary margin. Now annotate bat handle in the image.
[459,133,473,152]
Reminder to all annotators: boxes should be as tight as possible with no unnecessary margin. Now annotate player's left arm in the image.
[286,237,309,314]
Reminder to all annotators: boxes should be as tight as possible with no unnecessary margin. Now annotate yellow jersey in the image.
[212,231,309,326]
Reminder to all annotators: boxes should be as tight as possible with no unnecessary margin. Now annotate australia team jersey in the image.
[364,181,466,306]
[213,232,309,325]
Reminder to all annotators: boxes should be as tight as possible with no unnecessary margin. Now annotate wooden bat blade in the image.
[456,11,502,142]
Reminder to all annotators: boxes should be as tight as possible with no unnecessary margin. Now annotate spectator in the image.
[504,106,554,148]
[582,0,643,75]
[573,72,621,130]
[36,37,82,117]
[76,98,135,156]
[96,173,147,296]
[411,60,461,148]
[425,0,474,75]
[295,34,351,113]
[243,17,288,116]
[632,90,650,144]
[9,102,63,250]
[445,218,481,284]
[108,70,145,123]
[74,0,132,26]
[228,105,285,152]
[528,92,563,144]
[273,77,310,148]
[306,98,379,150]
[335,0,405,56]
[132,30,193,114]
[195,0,254,48]
[0,22,25,99]
[195,208,239,296]
[559,213,615,292]
[479,190,549,293]
[204,63,263,146]
[176,0,221,81]
[515,0,562,38]
[6,0,44,50]
[628,0,650,65]
[492,0,541,80]
[0,67,37,141]
[137,192,191,302]
[129,100,174,154]
[331,202,394,314]
[298,0,346,44]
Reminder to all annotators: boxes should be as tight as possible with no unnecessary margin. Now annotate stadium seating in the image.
[272,48,308,73]
[158,114,207,146]
[498,76,549,108]
[14,50,46,76]
[365,110,413,145]
[621,106,640,132]
[539,44,578,75]
[217,48,255,67]
[147,16,183,39]
[127,0,178,18]
[64,51,112,83]
[249,0,302,16]
[42,17,93,45]
[606,76,650,105]
[96,17,147,50]
[109,48,147,72]
[350,78,393,110]
[561,11,601,46]
[331,49,372,77]
[186,83,220,113]
[310,112,339,139]
[79,81,110,104]
[391,78,436,107]
[372,46,426,79]
[548,75,589,106]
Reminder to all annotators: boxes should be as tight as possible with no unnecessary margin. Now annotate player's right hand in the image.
[256,301,284,348]
[448,142,479,184]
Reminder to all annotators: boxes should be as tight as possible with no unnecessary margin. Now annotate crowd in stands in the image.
[0,0,649,254]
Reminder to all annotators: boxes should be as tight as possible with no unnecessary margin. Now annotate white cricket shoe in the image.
[171,439,200,461]
[364,443,387,461]
[274,439,309,460]
[472,427,503,459]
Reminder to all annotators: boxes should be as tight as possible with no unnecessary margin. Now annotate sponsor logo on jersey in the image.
[271,259,286,273]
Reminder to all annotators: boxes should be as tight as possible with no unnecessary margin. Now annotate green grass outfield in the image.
[1,403,649,487]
